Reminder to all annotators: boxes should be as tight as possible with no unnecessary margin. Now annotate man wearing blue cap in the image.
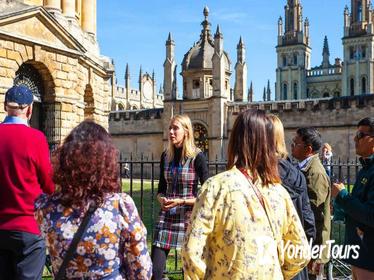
[0,85,54,279]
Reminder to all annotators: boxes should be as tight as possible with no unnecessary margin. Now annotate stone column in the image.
[62,0,76,19]
[44,0,61,13]
[82,0,96,35]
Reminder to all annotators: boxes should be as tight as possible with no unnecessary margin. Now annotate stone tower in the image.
[342,1,374,96]
[163,32,177,101]
[234,36,247,101]
[276,0,311,100]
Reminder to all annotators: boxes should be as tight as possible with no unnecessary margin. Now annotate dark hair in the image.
[296,127,322,152]
[358,117,374,133]
[227,109,280,185]
[53,120,119,208]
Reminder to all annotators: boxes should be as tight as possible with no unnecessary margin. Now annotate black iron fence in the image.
[119,157,361,276]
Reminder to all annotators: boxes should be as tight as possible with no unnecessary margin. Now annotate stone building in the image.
[110,6,248,161]
[276,0,374,100]
[109,2,373,163]
[112,64,163,111]
[0,0,114,147]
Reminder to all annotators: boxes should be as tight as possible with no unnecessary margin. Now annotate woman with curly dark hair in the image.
[34,120,152,279]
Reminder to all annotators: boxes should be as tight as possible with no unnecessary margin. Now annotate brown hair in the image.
[53,120,120,208]
[227,109,280,185]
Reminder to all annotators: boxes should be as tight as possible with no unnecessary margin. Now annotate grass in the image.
[122,179,183,280]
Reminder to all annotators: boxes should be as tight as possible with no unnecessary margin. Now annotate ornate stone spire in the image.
[200,6,212,43]
[248,81,254,102]
[267,80,271,101]
[322,36,330,68]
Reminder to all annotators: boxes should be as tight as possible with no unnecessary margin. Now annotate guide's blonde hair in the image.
[166,114,199,162]
[268,114,288,159]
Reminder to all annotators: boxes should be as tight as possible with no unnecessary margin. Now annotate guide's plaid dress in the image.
[153,155,198,249]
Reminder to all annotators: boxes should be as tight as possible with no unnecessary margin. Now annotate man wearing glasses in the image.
[332,117,374,279]
[291,127,331,279]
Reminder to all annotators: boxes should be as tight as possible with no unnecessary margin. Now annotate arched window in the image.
[283,56,287,67]
[306,88,310,98]
[293,54,298,65]
[323,92,330,97]
[362,76,367,94]
[350,78,355,96]
[293,82,298,100]
[283,83,288,100]
[193,123,209,158]
[358,1,363,21]
[118,103,124,110]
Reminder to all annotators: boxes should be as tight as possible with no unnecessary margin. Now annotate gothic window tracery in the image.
[283,83,288,100]
[350,78,355,96]
[293,82,298,99]
[361,76,367,94]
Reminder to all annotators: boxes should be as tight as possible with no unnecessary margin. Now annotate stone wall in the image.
[109,109,164,159]
[0,4,114,145]
[228,95,374,159]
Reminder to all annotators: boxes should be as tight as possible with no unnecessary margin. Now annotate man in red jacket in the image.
[0,85,54,279]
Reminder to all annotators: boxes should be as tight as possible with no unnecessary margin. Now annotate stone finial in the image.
[266,80,271,101]
[344,5,349,14]
[323,36,330,56]
[125,63,130,79]
[263,87,266,101]
[214,24,223,38]
[203,5,209,19]
[237,36,244,48]
[138,65,142,83]
[248,81,254,102]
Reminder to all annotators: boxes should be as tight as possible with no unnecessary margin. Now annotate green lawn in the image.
[122,179,183,279]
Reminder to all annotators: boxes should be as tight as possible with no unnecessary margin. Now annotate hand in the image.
[157,195,170,211]
[331,182,345,198]
[163,198,183,210]
[308,260,323,275]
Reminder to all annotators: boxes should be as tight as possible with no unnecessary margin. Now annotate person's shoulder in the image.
[203,167,243,192]
[35,192,60,212]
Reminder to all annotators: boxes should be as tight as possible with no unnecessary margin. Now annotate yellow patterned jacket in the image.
[182,166,310,280]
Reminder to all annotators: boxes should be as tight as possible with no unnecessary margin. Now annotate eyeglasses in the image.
[291,140,305,148]
[355,131,374,140]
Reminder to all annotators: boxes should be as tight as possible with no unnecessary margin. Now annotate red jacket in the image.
[0,123,54,235]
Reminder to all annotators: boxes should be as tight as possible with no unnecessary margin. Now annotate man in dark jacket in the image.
[292,127,331,279]
[332,117,374,279]
[279,158,316,280]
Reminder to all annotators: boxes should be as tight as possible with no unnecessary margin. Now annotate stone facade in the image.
[109,95,374,161]
[276,0,374,100]
[109,2,373,163]
[0,0,114,147]
[113,65,163,111]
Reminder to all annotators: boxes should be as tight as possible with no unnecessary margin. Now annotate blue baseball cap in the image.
[5,85,33,106]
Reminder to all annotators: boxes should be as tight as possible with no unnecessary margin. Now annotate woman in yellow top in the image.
[182,109,310,280]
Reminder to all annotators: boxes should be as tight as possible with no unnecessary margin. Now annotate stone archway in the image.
[14,62,60,148]
[193,122,209,158]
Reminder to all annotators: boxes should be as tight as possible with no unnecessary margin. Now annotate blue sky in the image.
[97,0,350,101]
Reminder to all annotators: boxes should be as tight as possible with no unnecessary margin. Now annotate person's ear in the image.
[26,104,33,120]
[305,145,314,156]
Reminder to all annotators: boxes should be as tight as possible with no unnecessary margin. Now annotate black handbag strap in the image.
[55,204,97,280]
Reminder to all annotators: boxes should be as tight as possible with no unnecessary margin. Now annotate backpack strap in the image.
[54,204,97,280]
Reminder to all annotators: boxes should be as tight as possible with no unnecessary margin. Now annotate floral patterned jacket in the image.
[182,166,310,280]
[35,192,152,279]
